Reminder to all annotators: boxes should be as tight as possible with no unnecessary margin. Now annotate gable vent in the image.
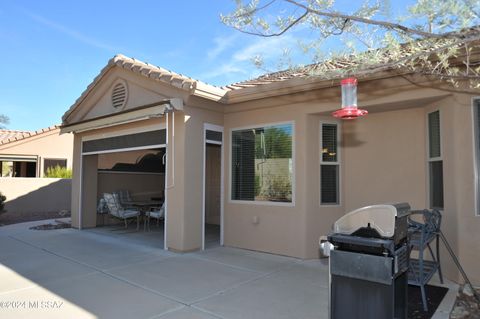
[111,82,127,109]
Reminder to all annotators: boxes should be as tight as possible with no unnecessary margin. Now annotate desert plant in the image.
[0,191,6,213]
[45,165,72,179]
[265,176,292,202]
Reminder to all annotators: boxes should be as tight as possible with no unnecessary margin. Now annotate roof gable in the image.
[62,55,226,124]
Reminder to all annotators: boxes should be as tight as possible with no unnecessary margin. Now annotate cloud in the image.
[207,34,239,60]
[22,10,120,52]
[200,34,297,84]
[232,35,296,62]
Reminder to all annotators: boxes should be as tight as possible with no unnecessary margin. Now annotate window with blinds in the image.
[231,123,293,203]
[428,110,443,209]
[320,123,340,205]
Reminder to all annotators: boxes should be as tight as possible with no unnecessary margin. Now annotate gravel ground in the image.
[0,210,70,226]
[450,286,480,319]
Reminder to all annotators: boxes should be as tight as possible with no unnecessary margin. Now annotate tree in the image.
[221,0,480,89]
[0,115,9,129]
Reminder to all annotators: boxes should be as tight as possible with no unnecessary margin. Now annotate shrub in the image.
[0,191,6,213]
[45,165,72,179]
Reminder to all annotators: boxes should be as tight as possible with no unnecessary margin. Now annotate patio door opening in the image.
[203,125,224,250]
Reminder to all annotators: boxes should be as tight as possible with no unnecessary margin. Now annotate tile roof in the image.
[0,126,59,146]
[62,54,226,121]
[226,28,480,90]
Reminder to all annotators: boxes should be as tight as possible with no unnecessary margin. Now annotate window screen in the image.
[474,100,480,215]
[428,110,443,209]
[44,159,67,175]
[231,123,293,203]
[320,123,340,205]
[83,129,166,153]
[206,130,222,142]
[429,111,441,158]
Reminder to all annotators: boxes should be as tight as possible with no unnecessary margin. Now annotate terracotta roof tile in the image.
[0,125,59,146]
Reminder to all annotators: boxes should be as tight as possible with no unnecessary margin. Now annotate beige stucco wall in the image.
[0,129,73,177]
[223,105,308,258]
[0,178,71,214]
[180,102,224,251]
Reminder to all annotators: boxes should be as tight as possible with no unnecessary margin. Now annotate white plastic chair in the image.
[103,193,140,230]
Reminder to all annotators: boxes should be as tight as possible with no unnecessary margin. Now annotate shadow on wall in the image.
[1,178,71,214]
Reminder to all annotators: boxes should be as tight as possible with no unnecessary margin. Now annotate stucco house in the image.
[61,54,480,285]
[0,126,73,177]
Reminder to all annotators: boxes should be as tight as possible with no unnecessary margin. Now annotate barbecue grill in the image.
[327,203,411,319]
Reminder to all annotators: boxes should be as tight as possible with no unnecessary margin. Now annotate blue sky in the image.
[0,0,415,131]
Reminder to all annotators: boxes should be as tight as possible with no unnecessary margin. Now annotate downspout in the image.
[164,108,175,250]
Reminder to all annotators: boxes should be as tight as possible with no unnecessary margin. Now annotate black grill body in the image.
[327,203,410,319]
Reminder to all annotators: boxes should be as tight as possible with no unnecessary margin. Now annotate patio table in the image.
[122,200,163,230]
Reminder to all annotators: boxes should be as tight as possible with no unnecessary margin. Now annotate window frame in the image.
[319,120,341,206]
[472,98,480,216]
[229,121,295,207]
[427,110,444,210]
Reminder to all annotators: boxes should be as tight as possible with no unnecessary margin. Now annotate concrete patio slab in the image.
[193,260,330,319]
[155,306,220,319]
[1,272,182,319]
[0,220,458,319]
[0,248,96,289]
[11,227,174,271]
[107,255,261,304]
[192,246,298,274]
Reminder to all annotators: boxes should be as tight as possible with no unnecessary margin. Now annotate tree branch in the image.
[284,0,462,39]
[231,10,309,37]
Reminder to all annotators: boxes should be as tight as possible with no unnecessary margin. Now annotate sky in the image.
[0,0,415,131]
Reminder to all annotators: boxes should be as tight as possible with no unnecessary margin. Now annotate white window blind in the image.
[428,110,444,209]
[320,123,340,205]
[231,123,293,203]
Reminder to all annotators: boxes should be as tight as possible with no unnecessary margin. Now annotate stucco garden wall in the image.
[0,177,71,214]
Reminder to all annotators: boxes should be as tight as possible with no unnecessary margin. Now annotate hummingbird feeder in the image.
[332,77,368,119]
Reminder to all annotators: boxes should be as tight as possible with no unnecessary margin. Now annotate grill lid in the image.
[334,203,410,238]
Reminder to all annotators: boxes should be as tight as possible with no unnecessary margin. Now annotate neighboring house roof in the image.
[0,126,59,146]
[0,130,30,143]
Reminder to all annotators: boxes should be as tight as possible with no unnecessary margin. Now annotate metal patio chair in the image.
[145,203,165,231]
[103,193,140,230]
[408,209,443,312]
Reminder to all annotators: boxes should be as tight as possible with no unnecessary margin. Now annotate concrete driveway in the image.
[0,220,329,319]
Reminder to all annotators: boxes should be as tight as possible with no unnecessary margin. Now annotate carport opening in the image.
[94,147,166,249]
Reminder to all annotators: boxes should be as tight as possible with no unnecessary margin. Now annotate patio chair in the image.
[114,189,134,208]
[408,209,443,312]
[145,203,165,231]
[103,193,140,230]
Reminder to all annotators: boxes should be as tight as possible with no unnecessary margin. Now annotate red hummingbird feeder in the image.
[332,77,368,119]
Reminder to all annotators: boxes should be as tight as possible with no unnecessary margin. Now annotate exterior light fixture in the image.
[332,77,368,119]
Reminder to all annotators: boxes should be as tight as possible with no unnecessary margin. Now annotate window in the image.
[474,100,480,215]
[44,158,67,175]
[231,123,293,203]
[320,122,340,204]
[428,111,444,209]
